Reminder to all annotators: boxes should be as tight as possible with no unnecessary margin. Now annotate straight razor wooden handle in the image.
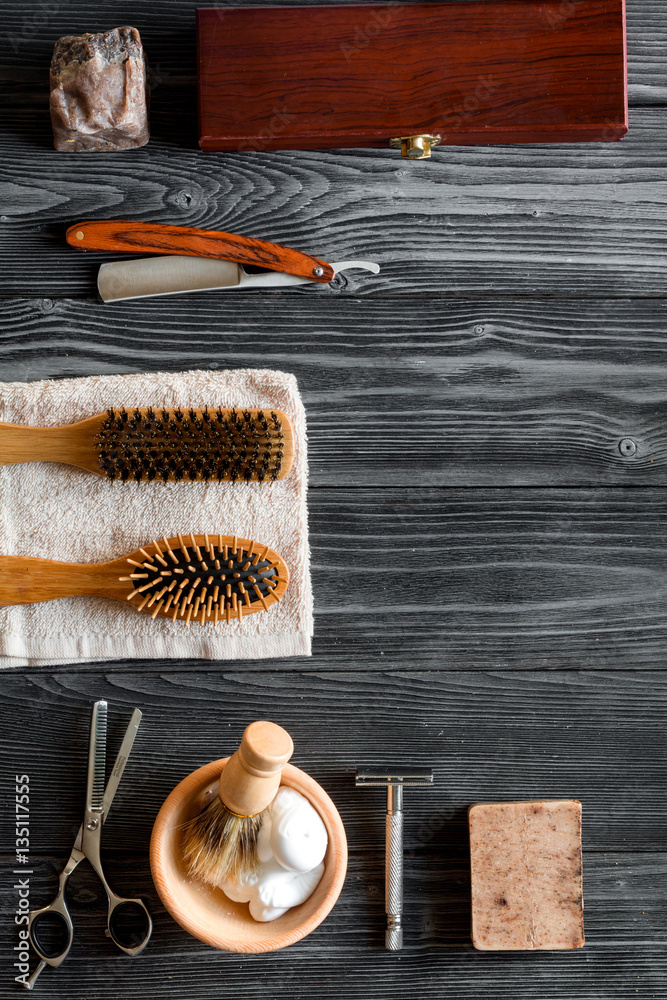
[66,221,334,282]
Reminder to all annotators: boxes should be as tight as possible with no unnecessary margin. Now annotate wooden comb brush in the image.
[0,407,293,482]
[0,534,289,626]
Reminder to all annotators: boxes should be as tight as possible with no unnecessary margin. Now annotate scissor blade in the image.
[86,701,107,814]
[71,707,142,854]
[102,708,142,819]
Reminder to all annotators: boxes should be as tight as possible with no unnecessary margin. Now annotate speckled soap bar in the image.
[469,800,584,951]
[50,27,149,152]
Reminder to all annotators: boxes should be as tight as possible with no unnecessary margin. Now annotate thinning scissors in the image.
[25,701,152,989]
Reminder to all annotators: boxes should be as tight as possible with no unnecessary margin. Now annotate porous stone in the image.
[50,26,149,152]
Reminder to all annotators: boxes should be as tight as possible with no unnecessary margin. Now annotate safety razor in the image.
[355,770,434,950]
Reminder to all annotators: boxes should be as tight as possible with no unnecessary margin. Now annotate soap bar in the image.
[469,800,584,951]
[50,27,149,152]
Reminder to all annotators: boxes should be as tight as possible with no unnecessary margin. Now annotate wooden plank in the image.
[309,487,667,668]
[0,0,665,103]
[4,948,667,1000]
[0,487,662,670]
[1,669,665,854]
[1,851,664,950]
[4,852,666,996]
[626,0,667,102]
[0,297,666,486]
[1,108,667,297]
[0,480,664,666]
[3,671,666,994]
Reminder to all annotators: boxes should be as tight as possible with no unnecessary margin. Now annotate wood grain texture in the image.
[198,1,627,150]
[1,669,666,997]
[627,1,667,103]
[1,851,665,996]
[0,669,665,851]
[0,297,665,486]
[307,487,667,669]
[0,486,665,671]
[3,110,667,297]
[0,0,663,105]
[1,0,666,996]
[3,850,665,946]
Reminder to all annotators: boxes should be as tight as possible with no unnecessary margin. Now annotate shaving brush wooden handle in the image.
[181,721,295,886]
[219,721,294,818]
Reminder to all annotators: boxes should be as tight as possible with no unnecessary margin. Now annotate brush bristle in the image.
[95,407,285,482]
[121,534,284,625]
[181,799,263,886]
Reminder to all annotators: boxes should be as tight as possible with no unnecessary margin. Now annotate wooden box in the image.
[197,1,627,154]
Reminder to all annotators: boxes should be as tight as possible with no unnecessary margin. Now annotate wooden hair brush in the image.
[0,534,289,626]
[0,407,293,482]
[181,721,294,886]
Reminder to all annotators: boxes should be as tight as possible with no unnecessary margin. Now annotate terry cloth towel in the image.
[0,369,312,667]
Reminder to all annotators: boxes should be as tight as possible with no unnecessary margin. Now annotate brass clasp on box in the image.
[389,134,441,159]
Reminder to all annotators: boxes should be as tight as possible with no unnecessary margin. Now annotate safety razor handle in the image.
[385,785,404,950]
[356,769,433,950]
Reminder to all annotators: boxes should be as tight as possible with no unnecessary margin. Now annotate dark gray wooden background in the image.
[1,1,666,997]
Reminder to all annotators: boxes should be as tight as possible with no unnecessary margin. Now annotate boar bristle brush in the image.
[0,534,289,626]
[0,407,293,482]
[182,721,294,886]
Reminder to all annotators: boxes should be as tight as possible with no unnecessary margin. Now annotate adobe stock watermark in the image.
[147,62,171,93]
[341,1,399,63]
[406,801,458,849]
[237,106,296,153]
[7,2,61,53]
[13,774,33,989]
[599,116,625,142]
[439,74,500,135]
[546,0,584,28]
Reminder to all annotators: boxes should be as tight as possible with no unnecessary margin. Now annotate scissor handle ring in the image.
[107,895,152,956]
[28,900,74,968]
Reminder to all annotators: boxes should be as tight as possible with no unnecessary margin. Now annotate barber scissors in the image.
[25,701,152,989]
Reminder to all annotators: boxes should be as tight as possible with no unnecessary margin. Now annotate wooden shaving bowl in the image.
[150,758,347,952]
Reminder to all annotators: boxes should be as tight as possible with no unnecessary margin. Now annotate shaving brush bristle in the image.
[183,799,262,885]
[179,721,294,888]
[181,800,264,886]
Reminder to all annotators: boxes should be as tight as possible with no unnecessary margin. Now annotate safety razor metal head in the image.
[355,771,434,787]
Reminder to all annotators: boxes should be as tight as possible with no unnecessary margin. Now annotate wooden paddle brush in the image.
[0,407,293,482]
[0,533,289,626]
[181,721,294,886]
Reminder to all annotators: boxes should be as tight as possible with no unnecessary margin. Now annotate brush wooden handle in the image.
[0,555,114,606]
[66,221,335,283]
[0,422,91,467]
[219,721,294,818]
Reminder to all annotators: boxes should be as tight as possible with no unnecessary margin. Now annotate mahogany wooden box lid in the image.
[197,1,627,154]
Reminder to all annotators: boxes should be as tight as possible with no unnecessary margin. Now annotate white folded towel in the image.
[0,368,312,667]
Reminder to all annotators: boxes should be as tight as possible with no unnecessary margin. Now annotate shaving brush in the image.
[181,721,294,886]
